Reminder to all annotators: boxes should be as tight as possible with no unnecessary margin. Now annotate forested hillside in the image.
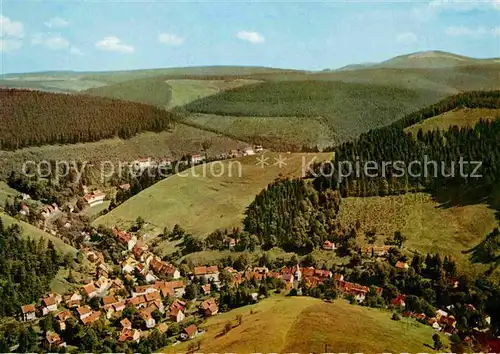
[0,218,66,317]
[0,89,175,150]
[244,91,500,253]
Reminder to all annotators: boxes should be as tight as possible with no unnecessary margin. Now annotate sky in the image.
[1,0,499,73]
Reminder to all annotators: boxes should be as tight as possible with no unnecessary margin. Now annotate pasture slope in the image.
[93,152,332,238]
[404,107,500,135]
[163,296,440,353]
[0,212,77,255]
[337,193,498,278]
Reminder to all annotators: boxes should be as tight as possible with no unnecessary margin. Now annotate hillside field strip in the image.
[164,296,441,353]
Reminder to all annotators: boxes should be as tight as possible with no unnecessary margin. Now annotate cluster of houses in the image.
[396,300,492,338]
[229,145,262,158]
[19,228,223,346]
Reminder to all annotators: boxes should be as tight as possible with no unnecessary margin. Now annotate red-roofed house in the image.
[395,261,410,270]
[76,306,92,320]
[46,331,66,348]
[181,324,199,340]
[41,296,58,315]
[82,283,98,298]
[201,284,211,295]
[118,328,140,343]
[21,304,36,321]
[81,311,101,326]
[322,240,336,250]
[193,265,219,282]
[139,306,157,328]
[169,300,186,322]
[199,298,218,317]
[391,295,406,308]
[84,191,106,207]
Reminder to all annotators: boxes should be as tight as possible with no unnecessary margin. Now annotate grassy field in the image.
[405,108,500,135]
[93,152,332,239]
[337,193,498,277]
[0,123,247,179]
[164,296,441,353]
[167,79,262,107]
[185,113,335,149]
[84,76,173,107]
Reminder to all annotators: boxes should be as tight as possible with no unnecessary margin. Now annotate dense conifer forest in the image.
[0,89,175,150]
[0,218,66,317]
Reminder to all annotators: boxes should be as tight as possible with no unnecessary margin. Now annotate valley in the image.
[1,50,500,353]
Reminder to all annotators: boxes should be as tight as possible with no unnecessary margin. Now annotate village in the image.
[17,221,493,351]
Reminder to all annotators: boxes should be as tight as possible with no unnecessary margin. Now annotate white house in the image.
[190,154,205,164]
[84,191,106,207]
[169,307,185,322]
[243,147,255,156]
[21,305,36,321]
[41,296,58,315]
[145,272,158,284]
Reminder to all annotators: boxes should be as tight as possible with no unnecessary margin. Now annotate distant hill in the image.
[333,51,500,70]
[0,66,298,92]
[2,51,499,153]
[378,51,499,69]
